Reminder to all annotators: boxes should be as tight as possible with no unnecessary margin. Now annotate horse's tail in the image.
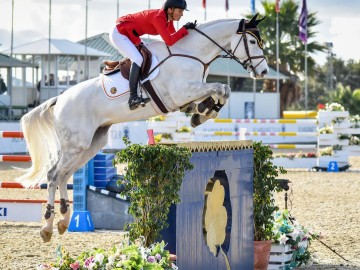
[16,96,59,188]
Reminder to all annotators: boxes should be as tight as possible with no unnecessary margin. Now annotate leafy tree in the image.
[330,84,360,115]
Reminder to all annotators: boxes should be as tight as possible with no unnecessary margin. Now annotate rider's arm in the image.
[153,17,188,46]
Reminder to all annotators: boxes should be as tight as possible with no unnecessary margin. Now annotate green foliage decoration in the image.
[113,138,194,247]
[253,141,286,241]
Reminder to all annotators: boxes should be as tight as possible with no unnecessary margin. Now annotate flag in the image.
[202,0,206,9]
[299,0,308,43]
[251,0,255,15]
[275,0,280,13]
[225,0,229,11]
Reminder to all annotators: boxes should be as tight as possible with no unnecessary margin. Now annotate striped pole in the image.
[0,155,31,162]
[209,119,317,124]
[0,182,73,189]
[0,199,73,203]
[194,131,317,137]
[0,131,24,138]
[269,144,317,149]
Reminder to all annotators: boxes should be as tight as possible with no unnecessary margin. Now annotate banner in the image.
[299,0,308,43]
[276,0,280,13]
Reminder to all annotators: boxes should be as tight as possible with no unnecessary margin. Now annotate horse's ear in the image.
[255,16,266,25]
[249,13,259,25]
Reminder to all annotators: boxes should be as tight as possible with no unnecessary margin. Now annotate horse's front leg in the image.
[57,179,71,235]
[184,82,231,128]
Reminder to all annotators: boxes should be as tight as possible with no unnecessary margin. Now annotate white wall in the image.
[219,92,280,119]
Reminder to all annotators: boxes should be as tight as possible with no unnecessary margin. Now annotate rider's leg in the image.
[128,62,143,110]
[109,26,144,110]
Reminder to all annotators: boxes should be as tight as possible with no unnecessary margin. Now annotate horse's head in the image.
[231,14,269,79]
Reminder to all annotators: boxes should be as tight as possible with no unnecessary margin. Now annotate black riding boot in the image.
[128,63,142,110]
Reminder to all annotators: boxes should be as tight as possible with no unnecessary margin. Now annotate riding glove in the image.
[184,20,197,30]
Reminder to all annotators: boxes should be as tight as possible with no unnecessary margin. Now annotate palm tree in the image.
[247,0,324,113]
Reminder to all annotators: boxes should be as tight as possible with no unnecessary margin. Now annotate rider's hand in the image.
[183,20,197,30]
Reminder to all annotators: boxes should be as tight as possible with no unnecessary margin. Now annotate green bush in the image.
[113,138,193,246]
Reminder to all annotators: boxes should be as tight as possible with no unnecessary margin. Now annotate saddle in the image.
[103,44,152,80]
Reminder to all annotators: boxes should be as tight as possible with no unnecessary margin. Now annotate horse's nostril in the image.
[262,69,268,75]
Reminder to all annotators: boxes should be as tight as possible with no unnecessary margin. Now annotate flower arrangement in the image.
[272,210,315,269]
[318,125,333,134]
[350,135,360,146]
[149,115,165,121]
[175,126,191,133]
[154,133,173,143]
[332,117,347,125]
[321,102,345,112]
[319,146,332,156]
[350,115,360,128]
[37,240,177,270]
[274,152,317,160]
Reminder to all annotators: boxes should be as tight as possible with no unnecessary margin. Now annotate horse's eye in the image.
[250,40,256,45]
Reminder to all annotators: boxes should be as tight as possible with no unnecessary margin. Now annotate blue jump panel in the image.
[162,147,254,270]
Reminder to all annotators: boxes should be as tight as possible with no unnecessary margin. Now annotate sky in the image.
[1,0,360,66]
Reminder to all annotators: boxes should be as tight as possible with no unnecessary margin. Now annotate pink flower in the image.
[70,261,80,270]
[84,256,94,267]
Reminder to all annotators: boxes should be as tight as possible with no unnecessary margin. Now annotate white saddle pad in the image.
[101,54,160,99]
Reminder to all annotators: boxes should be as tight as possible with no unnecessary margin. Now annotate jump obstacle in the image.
[0,131,73,222]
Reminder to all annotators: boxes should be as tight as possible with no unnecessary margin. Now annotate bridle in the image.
[193,18,266,75]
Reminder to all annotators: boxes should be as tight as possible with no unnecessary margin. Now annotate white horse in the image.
[17,14,268,242]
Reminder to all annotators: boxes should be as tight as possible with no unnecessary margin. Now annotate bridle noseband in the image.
[193,19,266,74]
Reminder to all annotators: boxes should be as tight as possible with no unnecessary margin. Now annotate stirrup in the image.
[140,97,151,107]
[129,96,142,110]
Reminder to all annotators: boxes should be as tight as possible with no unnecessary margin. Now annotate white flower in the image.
[288,228,300,240]
[279,233,289,245]
[108,255,115,264]
[94,253,104,264]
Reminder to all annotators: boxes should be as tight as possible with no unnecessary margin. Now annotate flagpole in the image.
[276,5,280,118]
[9,0,14,120]
[305,42,308,114]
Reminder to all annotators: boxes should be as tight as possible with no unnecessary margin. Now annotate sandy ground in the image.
[1,158,360,270]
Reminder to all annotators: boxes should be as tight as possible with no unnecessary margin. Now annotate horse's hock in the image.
[161,140,254,269]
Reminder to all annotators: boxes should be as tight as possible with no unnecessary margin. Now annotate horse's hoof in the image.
[57,221,68,235]
[190,114,201,128]
[40,228,53,242]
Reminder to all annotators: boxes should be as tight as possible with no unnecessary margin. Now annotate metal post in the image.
[9,0,14,120]
[276,10,280,118]
[85,0,89,80]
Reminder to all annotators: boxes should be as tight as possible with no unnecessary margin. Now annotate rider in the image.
[110,0,197,110]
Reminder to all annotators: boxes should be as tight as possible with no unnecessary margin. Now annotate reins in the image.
[147,19,265,79]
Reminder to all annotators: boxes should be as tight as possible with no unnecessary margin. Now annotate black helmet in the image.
[163,0,188,11]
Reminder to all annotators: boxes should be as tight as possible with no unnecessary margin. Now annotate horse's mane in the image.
[195,18,240,31]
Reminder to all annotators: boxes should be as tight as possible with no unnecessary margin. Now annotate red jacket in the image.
[116,9,188,46]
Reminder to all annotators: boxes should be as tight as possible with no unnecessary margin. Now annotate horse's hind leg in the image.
[56,126,111,235]
[40,160,61,242]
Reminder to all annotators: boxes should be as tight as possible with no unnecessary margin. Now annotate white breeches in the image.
[109,26,143,67]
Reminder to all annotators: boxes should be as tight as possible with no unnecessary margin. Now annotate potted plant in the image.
[271,210,315,269]
[253,141,286,270]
